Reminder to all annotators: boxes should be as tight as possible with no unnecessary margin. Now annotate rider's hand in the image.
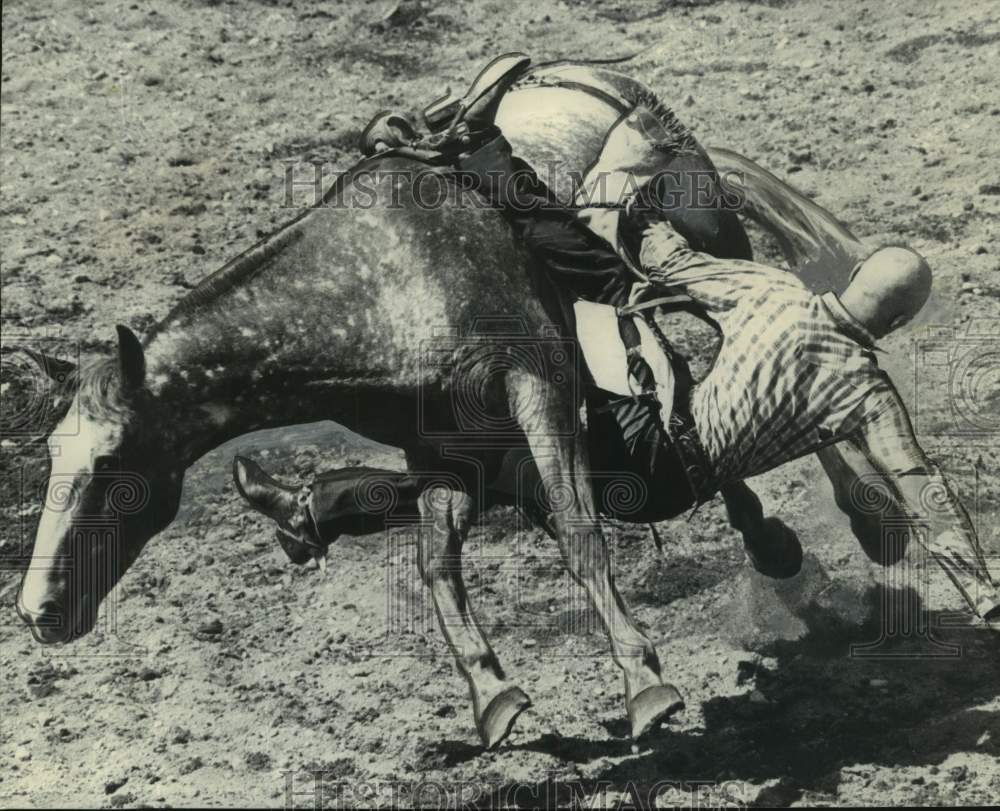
[617,192,667,270]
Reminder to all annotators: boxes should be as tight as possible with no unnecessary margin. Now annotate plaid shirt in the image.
[638,223,922,483]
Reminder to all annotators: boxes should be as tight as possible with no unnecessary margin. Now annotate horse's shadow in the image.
[431,584,999,806]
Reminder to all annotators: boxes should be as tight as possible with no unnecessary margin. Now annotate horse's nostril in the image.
[32,600,65,628]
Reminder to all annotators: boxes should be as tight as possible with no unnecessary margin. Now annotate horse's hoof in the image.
[744,517,803,579]
[852,517,909,566]
[978,601,1000,630]
[477,686,532,750]
[628,683,684,739]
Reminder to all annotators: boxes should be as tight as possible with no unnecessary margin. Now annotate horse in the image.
[14,62,778,750]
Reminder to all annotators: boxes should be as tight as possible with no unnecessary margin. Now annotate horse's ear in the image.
[115,325,145,390]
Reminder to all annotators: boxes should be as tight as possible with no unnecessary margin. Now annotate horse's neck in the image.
[141,247,336,464]
[143,328,320,465]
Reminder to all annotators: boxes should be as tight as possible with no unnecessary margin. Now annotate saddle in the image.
[422,53,532,135]
[359,53,532,157]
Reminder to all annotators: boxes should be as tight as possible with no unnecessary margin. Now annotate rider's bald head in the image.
[840,246,932,338]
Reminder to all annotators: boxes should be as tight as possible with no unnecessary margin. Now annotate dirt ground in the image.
[2,0,1000,807]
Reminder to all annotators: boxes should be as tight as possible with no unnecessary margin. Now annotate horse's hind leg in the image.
[722,481,803,578]
[415,482,531,749]
[507,368,683,738]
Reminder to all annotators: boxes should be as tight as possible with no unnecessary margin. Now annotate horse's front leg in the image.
[507,368,683,738]
[415,482,531,749]
[721,480,803,578]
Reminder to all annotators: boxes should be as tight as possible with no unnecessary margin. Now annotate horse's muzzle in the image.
[17,586,99,644]
[17,597,70,645]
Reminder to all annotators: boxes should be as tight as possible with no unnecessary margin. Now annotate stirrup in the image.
[359,111,420,156]
[422,53,531,134]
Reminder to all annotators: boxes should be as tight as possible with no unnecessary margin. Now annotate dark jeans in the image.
[494,167,635,307]
[481,170,707,516]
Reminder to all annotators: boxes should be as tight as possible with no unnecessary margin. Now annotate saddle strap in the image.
[614,313,681,446]
[615,315,656,402]
[617,294,694,316]
[513,74,631,118]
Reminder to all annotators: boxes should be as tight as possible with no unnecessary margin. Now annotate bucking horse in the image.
[12,61,869,749]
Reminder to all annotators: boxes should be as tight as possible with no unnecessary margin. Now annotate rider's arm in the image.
[637,221,804,317]
[850,383,999,620]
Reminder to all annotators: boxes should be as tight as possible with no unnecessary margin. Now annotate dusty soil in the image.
[2,0,999,807]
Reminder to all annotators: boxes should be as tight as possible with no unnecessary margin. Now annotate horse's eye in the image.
[93,455,117,473]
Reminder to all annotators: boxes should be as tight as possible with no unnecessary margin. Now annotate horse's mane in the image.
[517,61,699,154]
[515,61,701,152]
[73,358,134,420]
[614,85,699,154]
[148,218,307,337]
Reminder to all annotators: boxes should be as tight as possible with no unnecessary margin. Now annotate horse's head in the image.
[17,326,185,643]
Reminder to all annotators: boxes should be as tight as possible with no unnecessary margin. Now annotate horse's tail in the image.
[706,147,869,294]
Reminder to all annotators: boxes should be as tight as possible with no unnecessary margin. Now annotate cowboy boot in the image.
[455,131,523,206]
[423,52,531,135]
[233,456,328,570]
